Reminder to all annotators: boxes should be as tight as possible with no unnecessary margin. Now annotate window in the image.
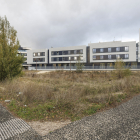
[111,48,116,52]
[40,52,45,56]
[77,50,80,54]
[125,46,129,52]
[68,50,71,54]
[51,58,54,61]
[100,48,104,53]
[108,48,111,52]
[77,56,80,60]
[93,49,96,53]
[74,50,77,54]
[108,55,111,59]
[80,49,83,54]
[62,57,65,61]
[51,52,54,55]
[116,54,120,59]
[69,57,71,60]
[71,57,74,61]
[74,56,77,60]
[38,53,40,56]
[116,47,120,52]
[80,56,83,60]
[57,57,59,61]
[33,58,45,62]
[62,51,65,55]
[93,56,96,60]
[125,54,129,59]
[57,52,59,55]
[100,55,103,60]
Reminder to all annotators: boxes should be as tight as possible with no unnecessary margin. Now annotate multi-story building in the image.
[49,45,87,66]
[27,49,48,67]
[27,29,140,68]
[18,46,31,69]
[89,41,136,68]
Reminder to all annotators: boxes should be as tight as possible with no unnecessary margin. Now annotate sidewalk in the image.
[0,104,43,140]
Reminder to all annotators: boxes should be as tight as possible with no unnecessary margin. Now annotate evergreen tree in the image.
[0,16,24,81]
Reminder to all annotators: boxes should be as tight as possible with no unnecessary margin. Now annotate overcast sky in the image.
[0,0,140,49]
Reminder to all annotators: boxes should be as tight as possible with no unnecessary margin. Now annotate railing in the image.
[28,65,140,70]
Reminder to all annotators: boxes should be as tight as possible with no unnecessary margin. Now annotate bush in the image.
[114,58,131,78]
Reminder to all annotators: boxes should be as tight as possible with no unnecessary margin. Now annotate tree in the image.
[0,16,24,81]
[75,55,84,73]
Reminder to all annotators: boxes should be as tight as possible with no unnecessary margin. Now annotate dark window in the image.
[104,55,108,60]
[96,49,100,53]
[59,51,62,55]
[104,48,108,52]
[96,56,100,60]
[65,57,68,61]
[33,58,45,62]
[71,50,74,54]
[77,50,80,54]
[64,51,68,55]
[120,47,125,52]
[120,54,125,59]
[59,57,62,61]
[112,55,116,59]
[71,57,74,61]
[111,47,116,52]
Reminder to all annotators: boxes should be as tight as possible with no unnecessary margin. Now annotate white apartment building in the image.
[89,41,136,67]
[18,46,31,69]
[27,49,48,67]
[49,45,87,66]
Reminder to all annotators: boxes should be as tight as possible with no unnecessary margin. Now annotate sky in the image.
[0,0,140,49]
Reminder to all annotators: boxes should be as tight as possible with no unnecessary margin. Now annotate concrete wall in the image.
[49,45,87,64]
[89,41,136,63]
[27,49,48,64]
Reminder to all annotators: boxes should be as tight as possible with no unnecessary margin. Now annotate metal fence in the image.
[28,65,140,70]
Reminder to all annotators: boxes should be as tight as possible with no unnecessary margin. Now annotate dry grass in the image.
[0,70,140,121]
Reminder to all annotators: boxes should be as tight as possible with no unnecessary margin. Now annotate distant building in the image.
[18,46,32,69]
[27,29,140,68]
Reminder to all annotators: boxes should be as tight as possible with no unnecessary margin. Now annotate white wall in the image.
[89,41,136,63]
[49,45,87,63]
[27,49,48,64]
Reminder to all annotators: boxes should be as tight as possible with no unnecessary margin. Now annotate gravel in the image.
[44,94,140,140]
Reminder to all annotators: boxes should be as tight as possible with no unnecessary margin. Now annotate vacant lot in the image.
[0,70,140,122]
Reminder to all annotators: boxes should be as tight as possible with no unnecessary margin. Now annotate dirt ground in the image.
[27,120,71,136]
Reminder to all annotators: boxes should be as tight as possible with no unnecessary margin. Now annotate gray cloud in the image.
[0,0,140,49]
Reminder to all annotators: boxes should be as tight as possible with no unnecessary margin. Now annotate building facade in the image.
[18,46,31,69]
[27,29,140,68]
[27,49,48,67]
[89,41,136,67]
[49,45,87,66]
